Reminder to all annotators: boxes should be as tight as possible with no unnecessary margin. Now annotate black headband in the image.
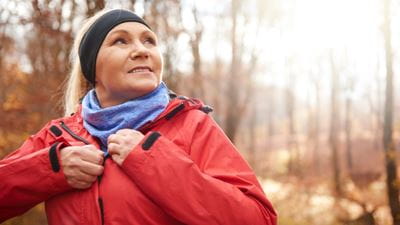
[79,9,151,85]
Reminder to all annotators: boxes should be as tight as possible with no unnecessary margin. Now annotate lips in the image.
[128,66,153,74]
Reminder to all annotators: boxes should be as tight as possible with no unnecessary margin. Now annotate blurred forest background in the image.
[1,0,400,224]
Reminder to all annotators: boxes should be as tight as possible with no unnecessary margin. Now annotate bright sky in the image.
[254,0,388,106]
[175,0,388,110]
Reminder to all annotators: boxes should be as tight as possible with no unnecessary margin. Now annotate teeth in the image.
[129,68,150,73]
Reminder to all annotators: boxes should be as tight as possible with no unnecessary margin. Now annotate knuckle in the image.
[76,183,86,189]
[78,173,89,180]
[97,166,104,175]
[108,143,117,152]
[80,145,91,152]
[117,129,130,134]
[86,145,97,151]
[121,136,130,143]
[70,158,81,167]
[70,149,80,157]
[65,174,73,180]
[133,130,142,135]
[89,176,97,182]
[68,179,79,188]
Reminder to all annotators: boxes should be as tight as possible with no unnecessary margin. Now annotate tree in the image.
[329,51,342,196]
[308,64,322,174]
[382,0,400,223]
[343,54,355,172]
[187,5,204,99]
[224,0,261,143]
[285,67,299,174]
[143,0,185,92]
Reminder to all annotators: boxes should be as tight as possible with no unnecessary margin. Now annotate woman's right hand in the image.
[60,145,104,189]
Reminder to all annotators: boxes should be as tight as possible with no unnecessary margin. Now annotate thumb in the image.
[108,143,120,156]
[110,153,119,161]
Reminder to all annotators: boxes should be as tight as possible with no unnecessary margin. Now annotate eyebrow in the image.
[107,29,155,37]
[107,29,129,36]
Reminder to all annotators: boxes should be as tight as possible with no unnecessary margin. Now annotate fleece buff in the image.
[81,82,169,153]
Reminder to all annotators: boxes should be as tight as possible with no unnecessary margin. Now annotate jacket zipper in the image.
[97,154,108,225]
[59,121,105,224]
[98,197,105,225]
[59,121,91,145]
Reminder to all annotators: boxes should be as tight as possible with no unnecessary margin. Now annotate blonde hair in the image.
[63,9,114,116]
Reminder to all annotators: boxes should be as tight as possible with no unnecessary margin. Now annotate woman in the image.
[0,9,277,225]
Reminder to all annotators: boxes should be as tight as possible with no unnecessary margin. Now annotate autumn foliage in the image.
[1,0,400,225]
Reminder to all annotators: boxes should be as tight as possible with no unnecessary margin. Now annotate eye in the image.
[112,38,127,45]
[143,37,156,46]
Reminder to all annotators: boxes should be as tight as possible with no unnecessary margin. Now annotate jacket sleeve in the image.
[0,123,72,223]
[121,111,277,225]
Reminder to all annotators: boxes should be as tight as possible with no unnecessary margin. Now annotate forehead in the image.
[107,22,154,36]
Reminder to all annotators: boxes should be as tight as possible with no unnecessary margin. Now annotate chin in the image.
[140,80,159,90]
[131,81,159,96]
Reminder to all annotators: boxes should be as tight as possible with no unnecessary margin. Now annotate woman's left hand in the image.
[108,129,144,166]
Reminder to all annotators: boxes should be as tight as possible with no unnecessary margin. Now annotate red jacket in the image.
[0,96,277,225]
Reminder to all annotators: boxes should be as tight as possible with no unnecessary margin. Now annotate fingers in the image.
[78,159,104,176]
[110,154,122,166]
[69,170,98,183]
[60,145,104,189]
[109,129,142,142]
[108,143,120,156]
[116,128,140,135]
[108,130,143,145]
[68,178,94,189]
[107,134,119,145]
[79,145,104,165]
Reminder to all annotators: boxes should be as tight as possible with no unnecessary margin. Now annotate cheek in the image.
[96,52,124,82]
[155,52,163,74]
[95,52,108,81]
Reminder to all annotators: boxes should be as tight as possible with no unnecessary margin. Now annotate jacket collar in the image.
[67,95,204,130]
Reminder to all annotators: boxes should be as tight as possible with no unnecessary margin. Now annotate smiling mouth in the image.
[128,66,153,74]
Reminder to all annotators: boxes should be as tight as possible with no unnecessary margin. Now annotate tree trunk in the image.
[224,0,261,143]
[309,72,321,174]
[248,103,257,170]
[225,0,240,142]
[329,52,342,196]
[265,88,275,152]
[313,78,321,173]
[383,0,400,223]
[286,86,298,174]
[189,6,204,99]
[345,90,353,171]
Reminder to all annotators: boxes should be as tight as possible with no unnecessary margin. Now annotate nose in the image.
[129,42,149,60]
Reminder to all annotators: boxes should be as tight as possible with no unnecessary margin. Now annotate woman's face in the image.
[95,22,162,107]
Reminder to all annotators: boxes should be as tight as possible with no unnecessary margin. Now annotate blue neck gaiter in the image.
[81,82,169,152]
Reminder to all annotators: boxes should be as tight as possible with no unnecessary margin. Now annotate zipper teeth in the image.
[59,121,90,145]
